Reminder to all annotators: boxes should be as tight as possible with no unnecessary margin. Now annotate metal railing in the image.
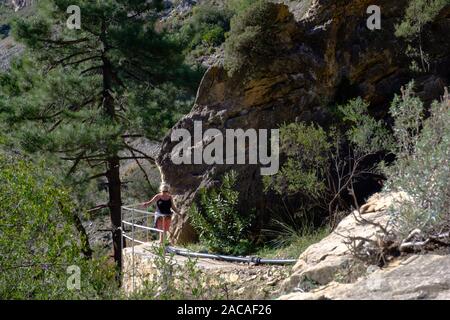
[120,203,298,292]
[121,203,165,292]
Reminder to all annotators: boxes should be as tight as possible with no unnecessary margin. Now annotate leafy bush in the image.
[395,0,449,72]
[395,0,447,38]
[263,98,390,225]
[130,244,227,300]
[385,84,450,237]
[190,171,255,255]
[264,122,330,198]
[202,25,226,46]
[0,155,119,299]
[224,0,286,78]
[226,0,260,14]
[179,3,232,51]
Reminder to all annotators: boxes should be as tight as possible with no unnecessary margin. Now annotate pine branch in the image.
[122,61,158,87]
[48,51,92,70]
[66,151,86,177]
[63,55,102,67]
[127,147,158,194]
[118,156,152,160]
[80,65,103,75]
[48,119,63,133]
[68,96,98,112]
[26,110,64,122]
[88,172,108,180]
[61,154,108,161]
[59,202,93,259]
[122,134,145,138]
[37,37,90,46]
[86,204,108,213]
[123,143,156,163]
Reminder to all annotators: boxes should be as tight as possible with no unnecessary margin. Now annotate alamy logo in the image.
[66,5,81,30]
[171,121,279,176]
[66,265,81,291]
[366,5,381,30]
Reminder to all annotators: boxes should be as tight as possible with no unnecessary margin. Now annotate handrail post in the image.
[120,205,124,267]
[147,211,150,243]
[131,207,135,292]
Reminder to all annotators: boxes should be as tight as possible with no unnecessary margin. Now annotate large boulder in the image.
[157,0,450,243]
[279,254,450,300]
[279,192,409,291]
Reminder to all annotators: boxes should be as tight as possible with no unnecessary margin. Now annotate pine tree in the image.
[1,0,199,277]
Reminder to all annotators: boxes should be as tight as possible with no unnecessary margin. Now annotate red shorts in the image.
[155,216,171,232]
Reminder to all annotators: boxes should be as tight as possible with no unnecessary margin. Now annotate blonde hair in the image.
[159,183,170,192]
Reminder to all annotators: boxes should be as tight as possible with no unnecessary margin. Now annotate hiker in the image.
[141,183,180,244]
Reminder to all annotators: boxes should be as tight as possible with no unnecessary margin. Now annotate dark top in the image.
[156,198,172,215]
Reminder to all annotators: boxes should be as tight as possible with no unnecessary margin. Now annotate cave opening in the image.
[333,76,361,105]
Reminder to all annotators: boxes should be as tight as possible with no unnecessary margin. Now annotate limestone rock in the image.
[279,254,450,300]
[359,191,412,214]
[278,191,450,299]
[280,192,409,293]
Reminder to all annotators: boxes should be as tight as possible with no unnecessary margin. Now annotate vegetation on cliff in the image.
[224,0,287,78]
[385,84,450,239]
[395,0,449,72]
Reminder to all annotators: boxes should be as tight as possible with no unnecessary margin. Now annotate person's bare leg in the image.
[157,217,163,244]
[160,217,166,244]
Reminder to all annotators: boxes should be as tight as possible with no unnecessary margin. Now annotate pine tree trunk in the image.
[106,155,123,276]
[102,46,123,277]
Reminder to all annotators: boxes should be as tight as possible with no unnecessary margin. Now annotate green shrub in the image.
[226,0,261,15]
[224,0,285,78]
[130,244,227,300]
[190,171,255,255]
[263,98,390,225]
[395,0,448,38]
[389,81,425,157]
[395,0,449,72]
[339,97,393,155]
[0,155,119,299]
[385,84,450,237]
[179,3,232,51]
[202,25,226,46]
[264,122,330,198]
[258,221,330,259]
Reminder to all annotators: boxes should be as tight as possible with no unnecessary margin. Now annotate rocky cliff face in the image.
[157,0,450,243]
[280,254,450,300]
